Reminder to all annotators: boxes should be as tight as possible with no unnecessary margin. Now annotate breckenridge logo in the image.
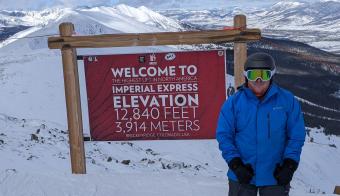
[165,53,176,61]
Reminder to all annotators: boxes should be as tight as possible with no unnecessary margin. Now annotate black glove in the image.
[228,157,254,184]
[274,158,298,185]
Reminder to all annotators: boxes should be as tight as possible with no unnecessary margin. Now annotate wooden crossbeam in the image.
[48,29,261,49]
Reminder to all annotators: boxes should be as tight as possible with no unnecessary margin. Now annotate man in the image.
[216,52,306,196]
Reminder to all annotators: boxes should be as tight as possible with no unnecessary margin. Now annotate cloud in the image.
[54,0,118,8]
[0,0,51,10]
[0,0,118,10]
[0,0,320,11]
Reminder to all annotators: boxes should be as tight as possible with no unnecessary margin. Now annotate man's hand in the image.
[274,158,298,185]
[228,157,254,184]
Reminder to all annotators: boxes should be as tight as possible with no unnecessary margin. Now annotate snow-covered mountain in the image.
[0,4,184,127]
[0,3,340,196]
[0,4,183,44]
[0,9,64,27]
[159,0,340,54]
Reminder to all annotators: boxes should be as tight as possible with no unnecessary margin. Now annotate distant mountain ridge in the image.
[2,1,340,53]
[159,0,340,54]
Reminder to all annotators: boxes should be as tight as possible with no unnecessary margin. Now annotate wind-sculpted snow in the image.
[0,113,224,175]
[0,113,340,195]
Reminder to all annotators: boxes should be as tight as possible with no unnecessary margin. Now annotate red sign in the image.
[84,50,226,141]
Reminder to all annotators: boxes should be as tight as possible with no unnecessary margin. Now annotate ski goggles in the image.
[243,69,275,81]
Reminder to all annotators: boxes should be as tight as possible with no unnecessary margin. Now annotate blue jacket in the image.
[216,83,306,186]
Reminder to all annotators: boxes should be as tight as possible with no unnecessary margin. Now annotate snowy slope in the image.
[0,113,228,196]
[0,113,340,195]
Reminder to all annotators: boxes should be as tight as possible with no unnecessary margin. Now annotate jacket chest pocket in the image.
[235,112,253,132]
[268,110,287,138]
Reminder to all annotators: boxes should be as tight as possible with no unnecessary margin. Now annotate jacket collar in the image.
[239,82,279,103]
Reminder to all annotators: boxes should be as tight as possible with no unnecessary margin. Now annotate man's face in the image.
[248,79,270,98]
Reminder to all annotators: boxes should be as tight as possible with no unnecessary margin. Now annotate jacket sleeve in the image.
[216,97,240,163]
[283,96,306,162]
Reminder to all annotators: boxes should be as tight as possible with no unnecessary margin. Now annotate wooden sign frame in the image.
[48,15,259,174]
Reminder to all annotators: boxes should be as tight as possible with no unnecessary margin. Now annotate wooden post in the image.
[59,23,86,174]
[335,186,340,195]
[234,15,247,89]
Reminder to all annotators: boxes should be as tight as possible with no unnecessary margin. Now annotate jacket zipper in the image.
[255,103,259,183]
[267,113,271,138]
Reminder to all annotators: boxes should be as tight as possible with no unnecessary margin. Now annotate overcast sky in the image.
[0,0,323,11]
